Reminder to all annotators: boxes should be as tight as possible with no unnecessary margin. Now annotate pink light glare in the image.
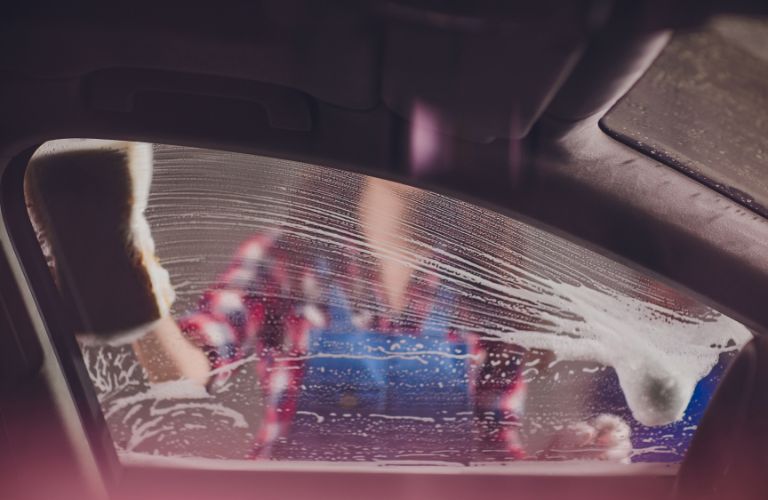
[409,101,442,177]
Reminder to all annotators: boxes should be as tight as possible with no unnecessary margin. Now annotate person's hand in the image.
[542,414,632,463]
[133,317,211,387]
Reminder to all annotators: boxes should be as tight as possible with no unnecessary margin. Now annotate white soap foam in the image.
[127,142,177,317]
[105,379,209,419]
[488,280,750,426]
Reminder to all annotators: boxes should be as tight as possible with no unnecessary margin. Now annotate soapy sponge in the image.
[25,140,174,344]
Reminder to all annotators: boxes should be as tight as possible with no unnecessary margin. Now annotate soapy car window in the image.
[27,141,752,467]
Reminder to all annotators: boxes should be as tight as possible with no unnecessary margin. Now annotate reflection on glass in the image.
[30,142,752,467]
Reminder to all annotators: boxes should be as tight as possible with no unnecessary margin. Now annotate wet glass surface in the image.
[30,142,752,468]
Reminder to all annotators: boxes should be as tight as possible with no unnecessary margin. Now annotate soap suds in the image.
[72,142,754,465]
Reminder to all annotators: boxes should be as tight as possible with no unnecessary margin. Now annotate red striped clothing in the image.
[179,232,527,460]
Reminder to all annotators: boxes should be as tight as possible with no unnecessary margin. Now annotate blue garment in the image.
[273,284,476,461]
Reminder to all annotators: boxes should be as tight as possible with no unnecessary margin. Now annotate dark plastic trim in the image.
[0,148,122,492]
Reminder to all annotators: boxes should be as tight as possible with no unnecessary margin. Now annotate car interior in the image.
[1,1,767,499]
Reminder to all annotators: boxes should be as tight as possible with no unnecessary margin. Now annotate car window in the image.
[25,140,752,468]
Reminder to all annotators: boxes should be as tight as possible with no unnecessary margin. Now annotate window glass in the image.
[26,140,752,468]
